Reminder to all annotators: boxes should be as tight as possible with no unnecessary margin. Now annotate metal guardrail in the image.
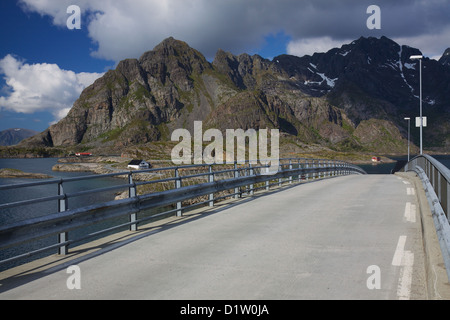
[0,158,366,268]
[402,154,450,280]
[403,155,450,218]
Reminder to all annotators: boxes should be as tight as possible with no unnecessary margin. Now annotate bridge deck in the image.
[0,173,439,299]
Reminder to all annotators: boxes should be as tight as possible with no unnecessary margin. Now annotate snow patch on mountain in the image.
[397,46,415,94]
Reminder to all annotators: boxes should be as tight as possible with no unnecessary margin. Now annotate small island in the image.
[0,168,53,179]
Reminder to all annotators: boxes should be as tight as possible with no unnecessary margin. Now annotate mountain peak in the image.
[152,36,190,52]
[439,48,450,66]
[138,36,211,79]
[145,36,206,62]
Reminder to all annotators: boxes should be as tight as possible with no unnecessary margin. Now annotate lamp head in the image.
[410,55,423,60]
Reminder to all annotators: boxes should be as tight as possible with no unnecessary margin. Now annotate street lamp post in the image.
[410,55,423,155]
[404,117,410,162]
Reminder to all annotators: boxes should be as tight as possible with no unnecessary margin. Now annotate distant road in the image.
[0,174,427,299]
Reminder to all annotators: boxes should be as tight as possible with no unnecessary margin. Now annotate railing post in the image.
[322,160,325,178]
[323,160,326,177]
[278,163,282,187]
[431,165,435,190]
[128,172,138,231]
[316,159,322,179]
[328,160,332,177]
[249,163,254,195]
[321,160,324,178]
[175,168,182,217]
[306,160,310,180]
[331,160,336,177]
[439,173,445,215]
[320,160,323,178]
[438,171,442,202]
[57,180,68,255]
[289,160,293,184]
[209,165,214,207]
[234,162,240,199]
[314,160,318,179]
[447,180,450,219]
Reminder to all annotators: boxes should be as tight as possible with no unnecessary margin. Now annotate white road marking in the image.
[407,187,415,195]
[392,235,407,266]
[392,235,414,300]
[404,202,416,223]
[402,180,411,185]
[397,251,414,300]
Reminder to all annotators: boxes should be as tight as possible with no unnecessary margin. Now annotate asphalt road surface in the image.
[0,174,427,300]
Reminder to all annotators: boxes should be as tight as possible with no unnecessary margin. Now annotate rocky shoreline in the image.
[50,154,395,176]
[52,163,115,174]
[0,168,53,179]
[52,156,131,175]
[52,156,167,181]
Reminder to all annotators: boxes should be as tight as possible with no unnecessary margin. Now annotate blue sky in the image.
[0,1,112,131]
[0,2,111,72]
[1,0,449,133]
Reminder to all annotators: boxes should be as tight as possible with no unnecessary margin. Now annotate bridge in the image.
[0,156,449,302]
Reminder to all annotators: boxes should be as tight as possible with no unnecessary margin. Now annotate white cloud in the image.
[49,107,72,125]
[19,0,275,61]
[17,0,450,63]
[0,54,103,123]
[287,37,352,57]
[393,26,450,60]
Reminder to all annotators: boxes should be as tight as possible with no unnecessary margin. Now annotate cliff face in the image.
[21,36,450,154]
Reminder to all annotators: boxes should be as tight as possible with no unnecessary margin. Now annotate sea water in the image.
[0,158,128,271]
[358,155,450,174]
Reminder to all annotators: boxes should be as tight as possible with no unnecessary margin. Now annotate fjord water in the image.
[0,158,128,271]
[358,155,450,174]
[0,158,126,224]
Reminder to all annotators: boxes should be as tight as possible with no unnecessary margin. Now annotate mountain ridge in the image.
[0,128,39,146]
[16,36,450,158]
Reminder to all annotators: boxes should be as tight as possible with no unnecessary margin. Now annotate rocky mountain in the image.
[20,36,450,157]
[0,128,38,146]
[440,48,450,66]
